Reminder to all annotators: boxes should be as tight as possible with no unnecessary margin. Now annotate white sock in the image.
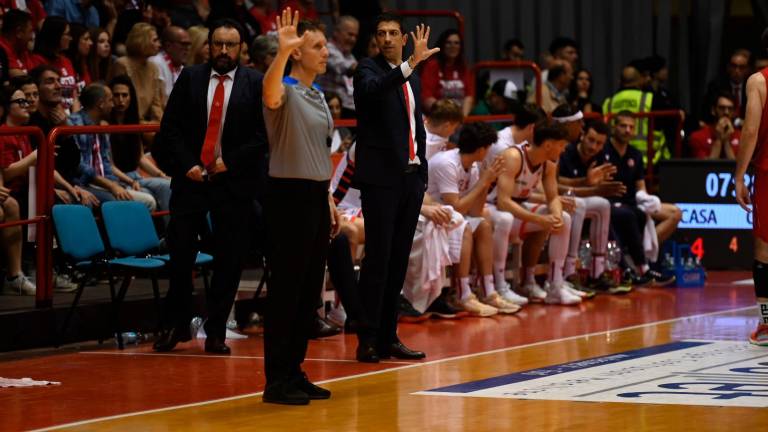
[483,275,496,297]
[593,256,605,278]
[640,263,650,274]
[459,277,472,301]
[494,268,506,290]
[549,259,565,285]
[564,256,577,278]
[525,267,536,285]
[759,300,768,326]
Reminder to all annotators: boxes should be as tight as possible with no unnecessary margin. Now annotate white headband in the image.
[552,110,584,123]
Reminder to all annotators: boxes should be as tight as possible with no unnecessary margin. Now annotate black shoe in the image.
[310,316,342,339]
[426,294,465,319]
[646,269,676,287]
[565,274,596,298]
[381,341,426,360]
[153,326,192,352]
[204,337,231,355]
[398,295,429,323]
[297,373,331,399]
[263,378,310,405]
[356,342,380,363]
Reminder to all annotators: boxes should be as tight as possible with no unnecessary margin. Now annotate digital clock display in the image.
[658,160,753,270]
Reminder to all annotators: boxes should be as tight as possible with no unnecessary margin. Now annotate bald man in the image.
[150,26,192,103]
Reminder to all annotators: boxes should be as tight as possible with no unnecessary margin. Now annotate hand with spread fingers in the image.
[275,7,307,54]
[409,23,440,66]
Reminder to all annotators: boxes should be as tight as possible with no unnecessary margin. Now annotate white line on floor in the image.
[78,351,412,364]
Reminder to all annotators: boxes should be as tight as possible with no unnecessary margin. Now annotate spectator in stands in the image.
[501,38,525,61]
[108,75,171,215]
[550,36,579,69]
[569,68,599,114]
[249,34,277,73]
[471,79,519,130]
[68,83,157,210]
[31,16,79,111]
[45,0,102,28]
[529,60,571,114]
[110,23,164,123]
[186,25,209,66]
[64,23,92,89]
[10,75,39,114]
[365,33,379,58]
[317,15,359,118]
[150,26,190,102]
[0,87,36,295]
[325,91,353,154]
[248,0,276,35]
[0,9,37,77]
[420,29,475,116]
[604,111,677,286]
[424,98,463,159]
[494,122,581,305]
[556,116,628,292]
[28,65,94,206]
[87,28,115,83]
[603,65,667,163]
[207,0,262,41]
[427,122,519,315]
[703,48,752,122]
[690,92,740,159]
[0,0,46,29]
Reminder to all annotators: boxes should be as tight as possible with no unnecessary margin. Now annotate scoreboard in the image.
[657,159,753,270]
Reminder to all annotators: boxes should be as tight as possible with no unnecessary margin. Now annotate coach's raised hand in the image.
[408,24,440,68]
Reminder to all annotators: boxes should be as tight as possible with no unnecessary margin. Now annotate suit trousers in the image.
[164,180,252,340]
[357,171,424,349]
[263,177,330,384]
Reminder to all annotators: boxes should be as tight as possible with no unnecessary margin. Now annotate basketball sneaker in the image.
[498,282,529,306]
[544,282,582,305]
[518,281,547,302]
[451,293,499,317]
[562,277,596,299]
[479,292,521,314]
[749,324,768,346]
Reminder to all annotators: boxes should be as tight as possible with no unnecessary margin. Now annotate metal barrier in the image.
[394,9,465,42]
[473,61,543,108]
[0,127,52,307]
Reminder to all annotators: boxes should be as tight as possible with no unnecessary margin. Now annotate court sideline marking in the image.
[33,305,757,432]
[78,351,412,364]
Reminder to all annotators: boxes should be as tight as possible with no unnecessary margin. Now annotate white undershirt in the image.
[389,61,419,164]
[206,67,237,159]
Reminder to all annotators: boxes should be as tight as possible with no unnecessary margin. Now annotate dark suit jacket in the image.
[353,54,427,187]
[155,64,268,211]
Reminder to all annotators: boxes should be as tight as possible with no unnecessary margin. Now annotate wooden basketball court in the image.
[2,271,766,431]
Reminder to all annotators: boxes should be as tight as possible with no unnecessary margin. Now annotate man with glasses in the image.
[690,92,741,159]
[704,49,752,122]
[150,26,191,103]
[153,19,268,356]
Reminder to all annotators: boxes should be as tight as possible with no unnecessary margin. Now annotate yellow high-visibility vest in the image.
[603,89,668,164]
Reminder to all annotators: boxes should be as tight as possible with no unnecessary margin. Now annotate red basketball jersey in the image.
[753,68,768,171]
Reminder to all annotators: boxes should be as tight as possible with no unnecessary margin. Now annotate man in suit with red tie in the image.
[153,19,268,354]
[353,13,440,362]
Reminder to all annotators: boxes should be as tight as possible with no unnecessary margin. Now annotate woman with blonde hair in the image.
[186,26,209,66]
[109,22,164,122]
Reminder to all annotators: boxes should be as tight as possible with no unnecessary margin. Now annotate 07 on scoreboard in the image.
[658,159,752,270]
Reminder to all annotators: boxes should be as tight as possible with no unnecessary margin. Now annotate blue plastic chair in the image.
[101,201,213,289]
[52,205,166,348]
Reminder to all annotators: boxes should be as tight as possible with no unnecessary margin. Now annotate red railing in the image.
[0,127,53,307]
[473,61,543,108]
[394,9,465,42]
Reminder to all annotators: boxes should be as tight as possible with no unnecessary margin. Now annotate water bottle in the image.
[578,240,592,282]
[606,240,622,284]
[116,332,141,346]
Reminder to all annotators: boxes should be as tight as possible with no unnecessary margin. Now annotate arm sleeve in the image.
[156,68,198,177]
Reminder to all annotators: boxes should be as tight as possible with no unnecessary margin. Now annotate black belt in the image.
[404,164,419,174]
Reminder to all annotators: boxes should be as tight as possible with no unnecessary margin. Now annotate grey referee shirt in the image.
[264,79,333,181]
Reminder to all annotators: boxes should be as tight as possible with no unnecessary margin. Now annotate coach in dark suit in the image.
[153,20,267,354]
[353,13,439,363]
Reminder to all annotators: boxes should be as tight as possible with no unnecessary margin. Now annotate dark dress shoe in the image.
[382,341,426,360]
[204,337,231,355]
[356,343,380,363]
[310,316,342,339]
[297,373,330,399]
[263,378,310,405]
[153,326,191,352]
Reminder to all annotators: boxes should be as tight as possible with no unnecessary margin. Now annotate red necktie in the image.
[201,75,227,169]
[402,82,415,161]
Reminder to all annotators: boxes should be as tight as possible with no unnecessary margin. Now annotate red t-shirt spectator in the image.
[0,36,36,73]
[689,125,741,159]
[419,58,475,108]
[0,0,46,27]
[29,54,78,109]
[0,126,33,195]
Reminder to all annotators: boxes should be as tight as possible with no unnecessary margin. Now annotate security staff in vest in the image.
[603,65,668,164]
[353,13,439,363]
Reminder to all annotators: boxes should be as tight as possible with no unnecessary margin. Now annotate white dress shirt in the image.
[207,67,237,159]
[389,60,419,164]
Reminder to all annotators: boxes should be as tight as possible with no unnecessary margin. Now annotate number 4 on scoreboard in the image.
[729,236,739,253]
[691,237,705,259]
